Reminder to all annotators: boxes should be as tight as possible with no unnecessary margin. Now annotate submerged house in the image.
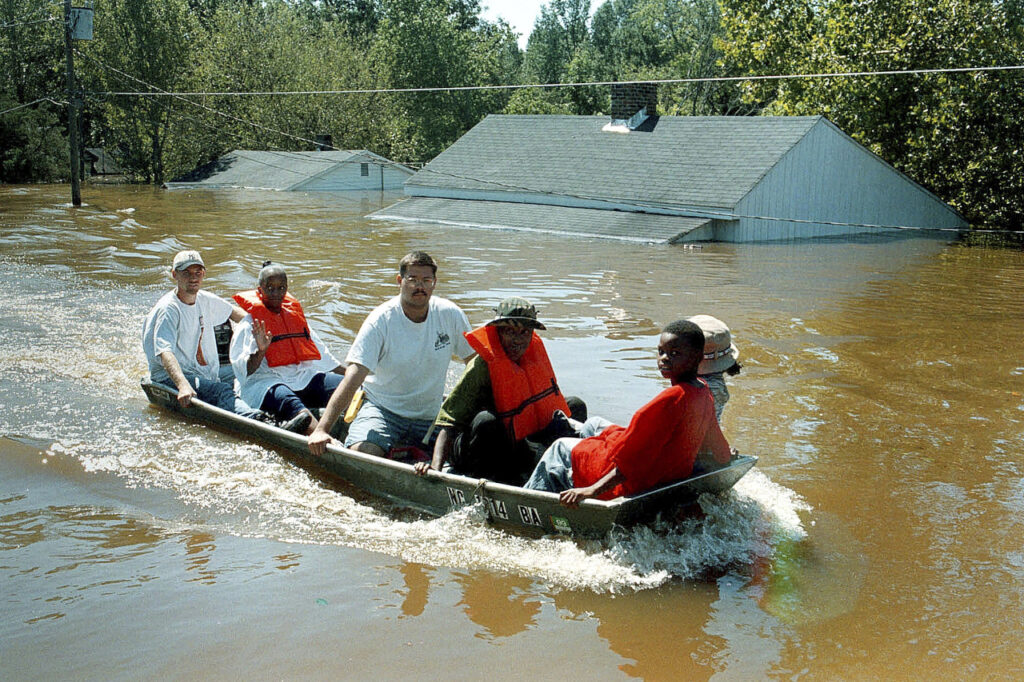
[166,150,414,191]
[370,85,965,243]
[84,148,123,177]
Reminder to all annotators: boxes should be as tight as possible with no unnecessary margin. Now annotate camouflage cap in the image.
[486,296,546,330]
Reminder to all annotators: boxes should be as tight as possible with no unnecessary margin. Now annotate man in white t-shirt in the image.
[142,250,262,418]
[308,251,473,457]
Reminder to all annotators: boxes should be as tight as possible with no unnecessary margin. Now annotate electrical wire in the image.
[0,17,57,28]
[80,62,412,181]
[0,97,63,116]
[85,64,1024,98]
[74,50,1019,234]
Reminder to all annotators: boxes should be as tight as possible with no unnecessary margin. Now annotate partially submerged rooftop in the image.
[370,85,964,243]
[166,149,414,191]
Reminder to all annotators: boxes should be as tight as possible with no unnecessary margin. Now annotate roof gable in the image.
[170,150,363,189]
[408,114,822,209]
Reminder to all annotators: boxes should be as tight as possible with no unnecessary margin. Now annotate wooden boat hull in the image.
[141,380,757,536]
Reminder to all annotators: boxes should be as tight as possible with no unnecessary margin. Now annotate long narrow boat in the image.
[141,379,757,537]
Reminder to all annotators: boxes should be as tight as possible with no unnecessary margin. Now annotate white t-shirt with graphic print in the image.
[346,295,473,420]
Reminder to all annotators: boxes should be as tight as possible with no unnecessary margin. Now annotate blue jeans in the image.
[701,372,729,421]
[523,437,579,492]
[523,417,613,492]
[158,374,262,419]
[344,399,437,452]
[260,372,343,422]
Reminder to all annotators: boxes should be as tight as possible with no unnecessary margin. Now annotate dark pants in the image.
[260,372,342,422]
[448,399,586,486]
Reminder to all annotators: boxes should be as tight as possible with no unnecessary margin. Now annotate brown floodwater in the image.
[1,184,1022,679]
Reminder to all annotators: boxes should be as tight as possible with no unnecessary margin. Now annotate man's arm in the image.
[229,305,246,323]
[413,359,488,475]
[559,467,624,508]
[415,426,454,475]
[159,351,197,408]
[308,362,370,455]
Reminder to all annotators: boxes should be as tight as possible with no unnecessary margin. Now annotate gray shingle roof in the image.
[408,114,822,208]
[371,197,712,243]
[168,150,364,190]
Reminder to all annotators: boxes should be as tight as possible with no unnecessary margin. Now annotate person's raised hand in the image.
[253,318,272,353]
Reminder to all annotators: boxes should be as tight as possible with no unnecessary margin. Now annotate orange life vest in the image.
[465,325,570,441]
[233,289,321,368]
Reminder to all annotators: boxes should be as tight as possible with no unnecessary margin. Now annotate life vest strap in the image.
[494,378,561,421]
[271,329,311,343]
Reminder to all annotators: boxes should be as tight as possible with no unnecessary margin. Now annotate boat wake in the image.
[58,413,808,593]
[1,260,809,593]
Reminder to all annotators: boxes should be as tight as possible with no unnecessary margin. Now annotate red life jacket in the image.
[233,290,321,368]
[465,325,570,441]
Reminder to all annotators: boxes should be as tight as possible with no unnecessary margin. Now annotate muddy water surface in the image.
[1,185,1022,679]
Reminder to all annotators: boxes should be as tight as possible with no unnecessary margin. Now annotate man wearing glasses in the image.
[308,251,473,457]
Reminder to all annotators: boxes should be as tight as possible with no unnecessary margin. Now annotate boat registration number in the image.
[444,486,543,527]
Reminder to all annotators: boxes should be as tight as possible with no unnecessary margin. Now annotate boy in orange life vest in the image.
[414,297,583,485]
[524,319,732,507]
[230,262,345,434]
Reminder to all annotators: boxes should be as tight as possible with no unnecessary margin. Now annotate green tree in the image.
[523,0,592,84]
[583,0,745,115]
[371,0,516,161]
[0,0,67,181]
[83,0,198,183]
[720,0,1024,229]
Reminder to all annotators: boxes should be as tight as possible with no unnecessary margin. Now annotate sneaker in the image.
[547,409,579,439]
[280,411,312,434]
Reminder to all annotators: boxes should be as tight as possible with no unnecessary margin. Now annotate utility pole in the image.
[64,0,81,206]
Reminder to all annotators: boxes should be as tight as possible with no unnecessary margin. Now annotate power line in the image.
[0,3,60,30]
[81,49,423,173]
[75,51,1015,234]
[77,49,337,153]
[0,16,57,28]
[80,55,413,180]
[85,64,1024,98]
[0,97,63,116]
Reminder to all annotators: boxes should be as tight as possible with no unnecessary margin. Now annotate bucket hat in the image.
[687,314,739,375]
[486,296,546,330]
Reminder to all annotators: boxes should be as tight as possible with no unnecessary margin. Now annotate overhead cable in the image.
[75,51,1015,234]
[85,63,1024,98]
[0,97,63,116]
[76,49,335,153]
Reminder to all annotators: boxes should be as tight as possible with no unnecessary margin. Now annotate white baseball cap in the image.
[172,250,205,271]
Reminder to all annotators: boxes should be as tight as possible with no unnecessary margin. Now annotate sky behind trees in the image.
[482,0,601,48]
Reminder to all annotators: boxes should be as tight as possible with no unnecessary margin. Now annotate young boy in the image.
[524,319,732,507]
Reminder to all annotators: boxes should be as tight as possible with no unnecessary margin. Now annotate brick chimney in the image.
[610,83,658,121]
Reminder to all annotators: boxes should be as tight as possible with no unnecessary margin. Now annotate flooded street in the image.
[2,184,1023,679]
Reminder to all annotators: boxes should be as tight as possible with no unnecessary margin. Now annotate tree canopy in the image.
[1,0,1021,230]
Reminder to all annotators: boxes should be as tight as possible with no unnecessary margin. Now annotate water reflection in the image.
[398,562,431,618]
[182,532,217,584]
[455,571,541,639]
[552,585,719,679]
